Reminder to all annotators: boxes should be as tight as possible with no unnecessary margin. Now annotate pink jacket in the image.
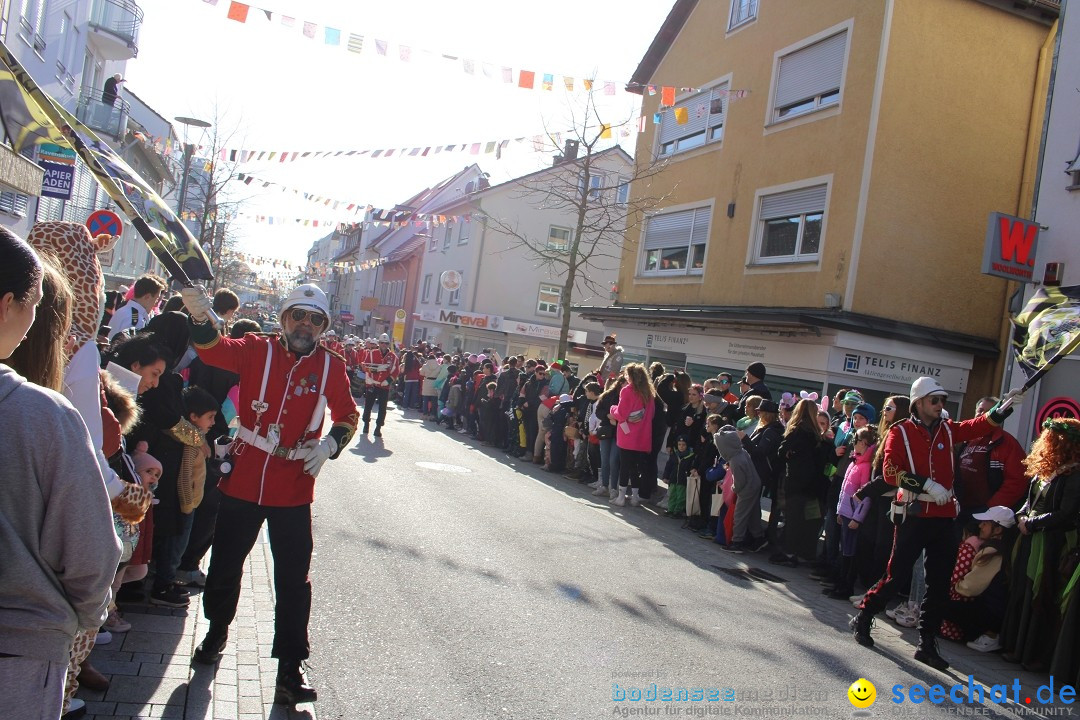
[610,385,655,452]
[838,443,875,522]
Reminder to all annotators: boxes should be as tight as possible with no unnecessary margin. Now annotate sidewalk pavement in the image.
[78,530,316,720]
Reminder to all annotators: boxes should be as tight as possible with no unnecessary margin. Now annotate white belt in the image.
[236,425,307,461]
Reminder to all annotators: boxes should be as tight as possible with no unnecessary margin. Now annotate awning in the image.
[572,304,1000,358]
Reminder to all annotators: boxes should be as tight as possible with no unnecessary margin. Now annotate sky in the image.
[123,0,678,270]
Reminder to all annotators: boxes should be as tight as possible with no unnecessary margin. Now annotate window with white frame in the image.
[547,226,571,252]
[658,84,727,157]
[422,273,432,302]
[728,0,758,30]
[0,190,29,217]
[640,206,711,276]
[18,0,47,53]
[616,178,630,206]
[772,30,847,122]
[537,283,561,316]
[458,220,470,244]
[589,174,604,200]
[428,232,438,252]
[435,280,443,304]
[754,184,826,263]
[443,224,453,250]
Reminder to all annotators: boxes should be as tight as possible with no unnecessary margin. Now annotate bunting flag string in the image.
[235,172,483,223]
[235,208,485,228]
[205,0,626,99]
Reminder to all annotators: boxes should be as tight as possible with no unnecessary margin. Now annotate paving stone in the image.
[122,632,186,655]
[138,663,192,680]
[238,679,263,697]
[127,614,188,635]
[85,701,117,715]
[213,668,238,686]
[93,658,142,676]
[106,675,185,705]
[130,652,164,664]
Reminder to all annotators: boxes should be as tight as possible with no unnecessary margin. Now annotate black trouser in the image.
[179,481,221,572]
[203,495,313,660]
[524,409,539,456]
[618,448,650,489]
[859,516,958,640]
[363,385,389,428]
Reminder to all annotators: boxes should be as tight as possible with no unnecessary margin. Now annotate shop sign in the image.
[982,212,1039,282]
[829,348,968,393]
[511,320,586,344]
[419,308,503,330]
[644,332,690,350]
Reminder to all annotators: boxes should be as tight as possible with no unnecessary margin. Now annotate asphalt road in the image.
[306,408,1028,720]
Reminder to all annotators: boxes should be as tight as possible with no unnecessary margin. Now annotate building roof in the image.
[573,303,1000,357]
[626,0,699,94]
[387,233,427,262]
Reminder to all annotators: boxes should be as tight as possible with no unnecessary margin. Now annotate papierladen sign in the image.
[982,212,1039,282]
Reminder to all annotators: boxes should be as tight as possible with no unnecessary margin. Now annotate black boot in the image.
[192,624,228,664]
[850,612,875,648]
[362,422,370,434]
[275,659,317,705]
[373,425,382,437]
[915,635,950,671]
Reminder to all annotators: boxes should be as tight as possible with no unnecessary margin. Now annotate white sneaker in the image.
[65,699,86,716]
[966,634,1002,652]
[849,594,865,607]
[95,629,113,645]
[611,490,626,507]
[591,485,608,496]
[658,497,669,510]
[653,491,667,505]
[629,490,640,507]
[588,480,602,489]
[103,609,132,633]
[894,607,919,628]
[609,489,618,500]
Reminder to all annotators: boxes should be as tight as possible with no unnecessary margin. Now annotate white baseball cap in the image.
[910,376,948,405]
[558,394,574,404]
[972,506,1016,528]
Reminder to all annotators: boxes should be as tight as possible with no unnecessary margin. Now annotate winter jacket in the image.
[1017,470,1080,534]
[420,359,441,396]
[670,447,696,486]
[598,345,624,381]
[679,402,709,450]
[610,385,654,452]
[495,366,520,407]
[0,366,121,663]
[742,420,784,491]
[955,428,1028,512]
[714,427,761,499]
[838,444,875,523]
[594,390,618,440]
[884,414,1000,519]
[547,370,568,397]
[778,427,829,496]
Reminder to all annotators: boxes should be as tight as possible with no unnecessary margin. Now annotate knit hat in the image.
[702,392,727,405]
[132,450,162,478]
[745,362,766,381]
[842,391,863,405]
[852,402,877,424]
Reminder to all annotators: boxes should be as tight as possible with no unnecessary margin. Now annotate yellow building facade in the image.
[580,0,1057,414]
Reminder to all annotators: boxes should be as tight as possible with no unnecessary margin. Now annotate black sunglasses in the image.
[289,308,327,327]
[927,396,946,406]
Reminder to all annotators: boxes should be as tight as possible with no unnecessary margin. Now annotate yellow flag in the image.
[674,107,689,125]
[600,124,612,139]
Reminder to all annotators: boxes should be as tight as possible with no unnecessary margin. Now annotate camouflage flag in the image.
[1011,285,1080,378]
[0,42,213,282]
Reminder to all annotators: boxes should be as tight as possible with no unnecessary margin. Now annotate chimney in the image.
[552,139,581,166]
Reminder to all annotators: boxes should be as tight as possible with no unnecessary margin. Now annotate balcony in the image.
[74,86,129,140]
[87,0,143,60]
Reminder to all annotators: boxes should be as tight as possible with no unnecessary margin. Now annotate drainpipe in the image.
[469,210,487,311]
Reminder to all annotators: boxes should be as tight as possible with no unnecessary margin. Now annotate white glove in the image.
[1001,388,1026,407]
[181,287,212,323]
[301,436,337,477]
[921,478,951,506]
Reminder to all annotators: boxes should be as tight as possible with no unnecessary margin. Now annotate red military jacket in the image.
[884,413,1000,519]
[193,329,358,507]
[359,346,399,386]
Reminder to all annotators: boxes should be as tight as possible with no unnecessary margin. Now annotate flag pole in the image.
[0,39,219,323]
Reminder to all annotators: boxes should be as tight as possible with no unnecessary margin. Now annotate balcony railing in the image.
[74,85,130,140]
[88,0,143,56]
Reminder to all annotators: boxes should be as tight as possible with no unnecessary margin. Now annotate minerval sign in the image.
[419,308,503,330]
[982,212,1039,283]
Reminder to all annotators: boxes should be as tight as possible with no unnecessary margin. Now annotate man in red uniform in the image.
[359,332,398,437]
[181,283,357,706]
[851,377,1017,670]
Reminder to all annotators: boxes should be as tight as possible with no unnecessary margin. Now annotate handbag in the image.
[710,475,726,517]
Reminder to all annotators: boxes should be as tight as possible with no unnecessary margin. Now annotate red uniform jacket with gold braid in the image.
[883,414,1000,519]
[191,326,358,507]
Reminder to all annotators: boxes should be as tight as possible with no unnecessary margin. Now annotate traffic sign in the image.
[86,209,123,237]
[340,311,354,322]
[1035,396,1080,435]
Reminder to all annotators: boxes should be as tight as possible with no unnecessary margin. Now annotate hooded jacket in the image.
[714,426,761,497]
[0,366,121,663]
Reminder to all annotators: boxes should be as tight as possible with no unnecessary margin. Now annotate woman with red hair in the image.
[1001,418,1080,675]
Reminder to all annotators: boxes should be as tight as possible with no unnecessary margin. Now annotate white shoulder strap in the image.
[897,423,917,474]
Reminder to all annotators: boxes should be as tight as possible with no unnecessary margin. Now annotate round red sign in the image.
[1035,395,1080,433]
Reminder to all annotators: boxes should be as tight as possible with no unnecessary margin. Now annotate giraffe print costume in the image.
[26,220,117,361]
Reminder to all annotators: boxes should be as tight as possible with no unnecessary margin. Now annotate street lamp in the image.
[174,115,211,222]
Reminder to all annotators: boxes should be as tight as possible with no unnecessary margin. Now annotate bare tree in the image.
[481,91,672,357]
[178,107,250,292]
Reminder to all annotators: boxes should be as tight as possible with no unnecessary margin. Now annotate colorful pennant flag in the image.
[661,86,675,107]
[347,33,364,53]
[518,70,535,89]
[324,27,340,45]
[674,107,688,124]
[226,1,248,22]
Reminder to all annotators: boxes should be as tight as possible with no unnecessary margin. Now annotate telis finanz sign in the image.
[982,212,1039,283]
